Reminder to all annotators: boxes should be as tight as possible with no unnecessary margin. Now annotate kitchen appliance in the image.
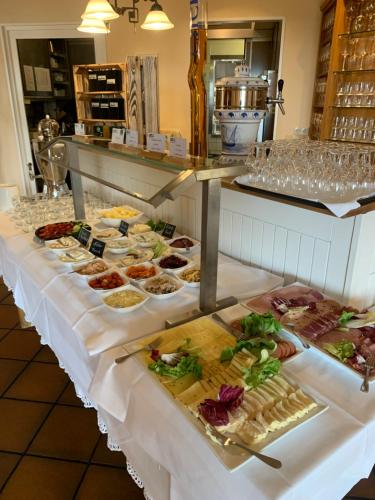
[214,64,285,155]
[31,115,69,197]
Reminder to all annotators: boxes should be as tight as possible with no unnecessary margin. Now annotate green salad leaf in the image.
[242,357,281,389]
[323,340,355,362]
[147,219,166,232]
[148,354,202,380]
[338,311,355,327]
[152,240,168,259]
[240,312,281,338]
[220,338,277,363]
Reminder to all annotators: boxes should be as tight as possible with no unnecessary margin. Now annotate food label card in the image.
[111,128,125,144]
[119,220,129,236]
[125,129,139,148]
[77,227,91,247]
[89,238,106,258]
[147,133,166,153]
[169,137,187,159]
[74,123,86,136]
[162,223,176,239]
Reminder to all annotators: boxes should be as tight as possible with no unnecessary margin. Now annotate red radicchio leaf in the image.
[151,349,160,361]
[218,385,244,412]
[198,399,229,426]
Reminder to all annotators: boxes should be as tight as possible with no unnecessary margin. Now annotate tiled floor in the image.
[0,279,143,499]
[0,278,374,499]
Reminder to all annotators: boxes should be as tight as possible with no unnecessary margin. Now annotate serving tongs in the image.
[197,415,282,469]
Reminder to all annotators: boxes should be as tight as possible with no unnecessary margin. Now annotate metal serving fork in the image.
[197,416,282,469]
[211,313,248,341]
[115,336,162,365]
[360,353,375,393]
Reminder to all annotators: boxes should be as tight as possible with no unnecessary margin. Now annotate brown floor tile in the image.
[0,305,19,330]
[29,406,99,461]
[0,329,41,360]
[0,452,20,489]
[5,362,68,402]
[0,283,10,302]
[0,359,27,393]
[91,435,127,468]
[57,382,83,407]
[76,464,143,500]
[0,399,51,452]
[33,345,58,364]
[1,456,85,500]
[1,295,14,306]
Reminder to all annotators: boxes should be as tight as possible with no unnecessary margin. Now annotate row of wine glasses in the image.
[336,80,375,107]
[331,115,375,143]
[245,139,375,201]
[310,112,323,139]
[318,44,331,75]
[346,0,375,33]
[340,36,375,71]
[314,80,327,107]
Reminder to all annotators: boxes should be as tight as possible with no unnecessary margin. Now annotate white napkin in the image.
[323,200,361,218]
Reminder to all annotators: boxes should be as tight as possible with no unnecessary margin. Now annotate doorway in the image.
[1,24,106,195]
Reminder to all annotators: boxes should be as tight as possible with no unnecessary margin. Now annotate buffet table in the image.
[0,212,374,500]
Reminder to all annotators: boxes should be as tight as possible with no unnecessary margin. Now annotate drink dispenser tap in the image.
[267,79,286,115]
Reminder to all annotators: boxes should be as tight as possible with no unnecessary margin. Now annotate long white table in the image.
[0,212,373,500]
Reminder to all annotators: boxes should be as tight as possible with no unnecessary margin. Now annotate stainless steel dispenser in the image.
[32,115,69,197]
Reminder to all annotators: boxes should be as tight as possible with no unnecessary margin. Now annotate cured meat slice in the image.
[247,285,325,319]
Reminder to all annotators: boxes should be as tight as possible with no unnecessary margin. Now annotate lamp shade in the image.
[81,0,119,21]
[77,18,110,33]
[141,4,174,30]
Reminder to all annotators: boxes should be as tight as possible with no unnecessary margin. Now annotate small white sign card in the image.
[111,128,125,144]
[169,137,187,159]
[147,133,166,153]
[125,129,139,148]
[23,65,35,92]
[74,123,86,136]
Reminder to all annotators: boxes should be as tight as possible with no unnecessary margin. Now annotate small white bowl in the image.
[59,249,95,267]
[72,258,110,278]
[93,228,123,241]
[131,231,164,248]
[97,207,143,228]
[101,284,149,313]
[167,235,200,254]
[86,268,129,294]
[155,253,191,274]
[106,236,135,255]
[140,274,184,300]
[176,265,201,288]
[45,236,80,254]
[123,262,161,283]
[118,248,154,267]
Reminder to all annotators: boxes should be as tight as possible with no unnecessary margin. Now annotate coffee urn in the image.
[32,115,69,197]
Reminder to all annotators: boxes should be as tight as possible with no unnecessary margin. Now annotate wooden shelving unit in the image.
[310,0,375,144]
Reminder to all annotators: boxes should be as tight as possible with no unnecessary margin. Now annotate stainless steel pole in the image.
[67,142,86,220]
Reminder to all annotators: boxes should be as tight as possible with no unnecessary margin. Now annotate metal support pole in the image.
[68,143,86,220]
[200,178,221,312]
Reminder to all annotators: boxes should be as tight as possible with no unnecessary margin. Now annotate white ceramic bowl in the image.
[140,274,184,300]
[166,235,200,254]
[118,248,154,267]
[131,231,164,248]
[72,258,110,278]
[154,253,191,274]
[86,268,129,294]
[97,207,143,228]
[123,261,161,284]
[59,249,95,267]
[45,236,80,254]
[93,228,123,240]
[176,265,201,288]
[101,284,149,313]
[105,236,135,255]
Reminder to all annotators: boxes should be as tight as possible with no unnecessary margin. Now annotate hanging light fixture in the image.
[77,18,111,33]
[141,1,174,30]
[81,0,120,21]
[77,0,174,32]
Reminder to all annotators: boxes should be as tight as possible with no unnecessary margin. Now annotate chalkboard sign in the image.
[162,223,176,239]
[77,227,91,247]
[89,238,106,258]
[119,220,129,236]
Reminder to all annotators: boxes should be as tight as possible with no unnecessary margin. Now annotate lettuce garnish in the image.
[242,357,281,389]
[240,312,281,338]
[323,340,355,362]
[220,338,277,363]
[338,311,355,327]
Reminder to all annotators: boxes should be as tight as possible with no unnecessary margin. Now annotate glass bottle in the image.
[188,0,208,161]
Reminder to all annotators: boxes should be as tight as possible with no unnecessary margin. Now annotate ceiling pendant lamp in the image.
[81,0,120,21]
[141,1,174,30]
[77,18,111,33]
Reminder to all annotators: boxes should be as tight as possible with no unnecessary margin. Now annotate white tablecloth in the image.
[0,212,373,500]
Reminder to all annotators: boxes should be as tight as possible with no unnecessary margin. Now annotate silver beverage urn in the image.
[32,115,69,198]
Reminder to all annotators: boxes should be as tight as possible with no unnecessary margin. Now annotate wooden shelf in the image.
[77,91,125,95]
[338,29,375,38]
[334,68,375,74]
[78,118,127,123]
